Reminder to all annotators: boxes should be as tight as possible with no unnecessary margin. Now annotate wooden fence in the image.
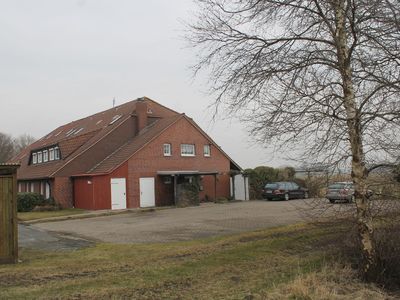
[0,164,19,264]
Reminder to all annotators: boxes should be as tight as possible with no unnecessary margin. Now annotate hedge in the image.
[17,192,46,212]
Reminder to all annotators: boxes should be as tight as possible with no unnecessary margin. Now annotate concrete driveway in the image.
[19,224,94,251]
[32,200,312,244]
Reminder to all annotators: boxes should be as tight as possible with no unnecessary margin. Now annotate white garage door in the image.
[111,178,127,210]
[140,177,155,207]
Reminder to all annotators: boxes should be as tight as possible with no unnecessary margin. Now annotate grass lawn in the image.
[18,208,87,221]
[0,223,394,299]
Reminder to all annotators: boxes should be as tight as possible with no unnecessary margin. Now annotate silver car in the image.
[326,182,355,203]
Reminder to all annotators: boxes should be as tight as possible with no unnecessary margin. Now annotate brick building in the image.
[10,97,245,210]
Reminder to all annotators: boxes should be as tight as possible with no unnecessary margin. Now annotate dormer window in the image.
[49,148,54,161]
[54,147,60,160]
[37,151,43,163]
[31,145,60,165]
[43,150,48,162]
[32,153,37,164]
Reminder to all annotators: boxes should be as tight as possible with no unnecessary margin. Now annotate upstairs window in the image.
[181,144,195,157]
[203,145,211,157]
[54,147,60,160]
[163,143,172,156]
[32,153,37,164]
[37,151,43,163]
[43,150,48,162]
[49,148,54,161]
[31,145,60,165]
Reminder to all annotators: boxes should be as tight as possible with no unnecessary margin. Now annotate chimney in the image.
[136,98,148,133]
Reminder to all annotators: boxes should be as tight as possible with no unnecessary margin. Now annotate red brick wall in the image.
[53,176,73,208]
[125,117,232,208]
[73,164,128,210]
[64,117,234,210]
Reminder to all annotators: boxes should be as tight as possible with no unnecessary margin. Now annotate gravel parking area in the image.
[19,225,94,251]
[32,200,313,244]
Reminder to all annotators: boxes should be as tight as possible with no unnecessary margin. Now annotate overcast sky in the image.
[0,0,293,168]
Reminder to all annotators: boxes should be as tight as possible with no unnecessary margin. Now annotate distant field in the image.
[0,223,394,299]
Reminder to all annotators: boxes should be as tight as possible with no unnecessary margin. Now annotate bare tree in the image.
[13,134,35,155]
[0,132,16,163]
[188,0,400,280]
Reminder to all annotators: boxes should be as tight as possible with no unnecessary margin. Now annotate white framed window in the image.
[163,143,172,156]
[54,147,60,160]
[43,150,48,162]
[41,182,45,195]
[32,153,37,164]
[49,148,54,161]
[181,144,195,156]
[37,151,43,163]
[203,145,211,157]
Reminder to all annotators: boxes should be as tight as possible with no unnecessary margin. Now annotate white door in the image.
[232,175,249,201]
[111,178,127,210]
[140,177,155,207]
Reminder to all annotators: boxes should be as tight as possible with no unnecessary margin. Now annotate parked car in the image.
[262,181,309,200]
[326,182,373,203]
[326,182,354,203]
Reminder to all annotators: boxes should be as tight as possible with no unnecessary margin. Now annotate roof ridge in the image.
[64,99,137,125]
[141,96,181,115]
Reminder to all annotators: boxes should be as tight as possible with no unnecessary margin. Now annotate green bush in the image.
[17,192,46,212]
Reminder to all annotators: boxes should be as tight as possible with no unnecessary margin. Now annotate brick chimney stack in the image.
[136,98,148,134]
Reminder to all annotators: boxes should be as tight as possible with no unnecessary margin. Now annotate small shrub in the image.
[339,218,400,290]
[374,222,400,288]
[215,197,228,203]
[17,192,46,212]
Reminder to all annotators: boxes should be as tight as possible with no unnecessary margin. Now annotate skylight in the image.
[65,128,76,137]
[74,128,84,135]
[109,114,122,125]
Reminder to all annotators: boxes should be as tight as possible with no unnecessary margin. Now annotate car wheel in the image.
[304,192,309,199]
[284,193,289,201]
[329,199,335,204]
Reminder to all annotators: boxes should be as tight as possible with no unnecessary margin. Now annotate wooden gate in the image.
[0,164,19,264]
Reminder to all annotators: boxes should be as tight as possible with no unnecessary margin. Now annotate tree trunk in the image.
[334,0,376,280]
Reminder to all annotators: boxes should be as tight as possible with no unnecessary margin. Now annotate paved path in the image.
[32,200,311,244]
[19,224,94,251]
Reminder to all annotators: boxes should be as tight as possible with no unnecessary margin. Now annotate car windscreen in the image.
[265,183,279,189]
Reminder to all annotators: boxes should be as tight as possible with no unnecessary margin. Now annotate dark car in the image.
[262,181,309,200]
